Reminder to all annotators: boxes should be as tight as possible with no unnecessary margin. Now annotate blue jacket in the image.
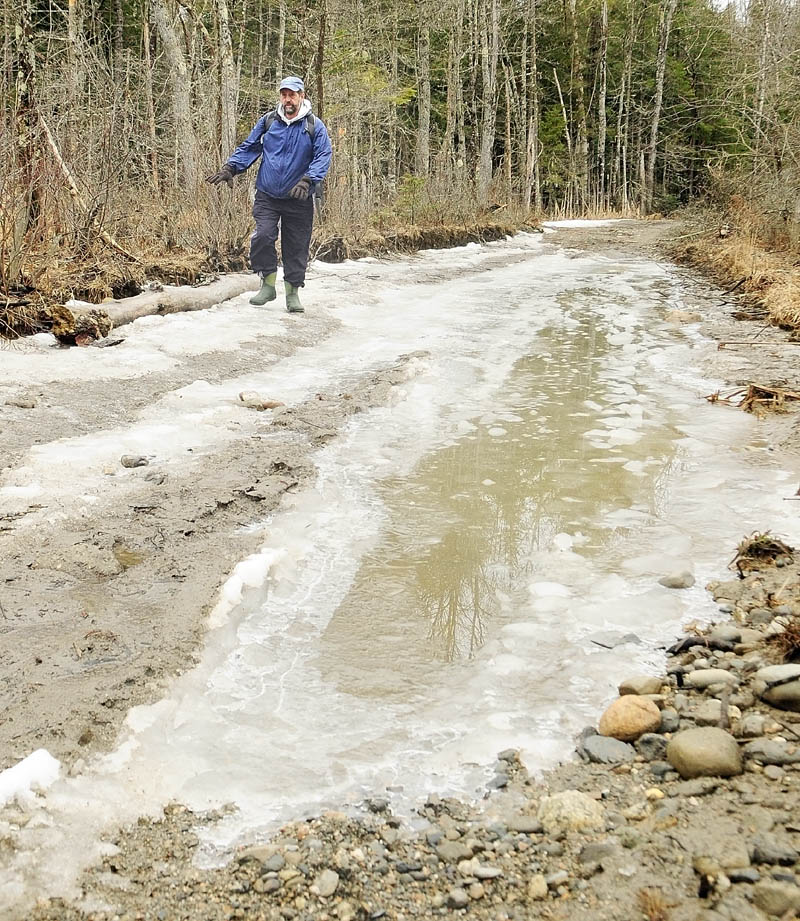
[226,107,332,199]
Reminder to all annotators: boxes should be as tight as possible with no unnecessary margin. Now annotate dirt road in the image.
[3,220,800,921]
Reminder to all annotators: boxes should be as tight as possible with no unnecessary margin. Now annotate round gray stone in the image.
[666,727,743,779]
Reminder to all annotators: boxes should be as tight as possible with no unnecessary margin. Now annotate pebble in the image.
[436,841,473,863]
[750,834,799,866]
[636,733,668,762]
[743,739,800,766]
[659,708,680,732]
[537,790,605,834]
[446,887,469,909]
[527,874,548,899]
[506,815,542,834]
[752,880,800,915]
[618,675,663,696]
[120,454,149,468]
[658,570,695,589]
[729,868,761,884]
[685,669,738,689]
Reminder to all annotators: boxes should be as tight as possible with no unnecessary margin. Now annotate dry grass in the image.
[636,888,671,921]
[672,196,800,334]
[313,218,530,263]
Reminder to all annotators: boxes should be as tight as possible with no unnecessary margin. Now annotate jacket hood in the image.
[278,98,312,125]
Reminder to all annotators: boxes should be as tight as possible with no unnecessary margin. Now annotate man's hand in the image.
[288,177,312,200]
[207,164,235,187]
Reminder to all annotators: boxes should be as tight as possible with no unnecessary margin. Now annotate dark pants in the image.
[251,190,314,287]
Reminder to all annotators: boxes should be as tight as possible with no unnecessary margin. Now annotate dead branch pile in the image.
[730,531,794,577]
[705,384,800,415]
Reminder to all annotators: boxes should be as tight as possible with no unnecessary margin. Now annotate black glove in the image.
[207,164,235,187]
[288,176,312,200]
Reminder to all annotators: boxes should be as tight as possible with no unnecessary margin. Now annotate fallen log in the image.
[102,273,261,329]
[37,273,262,344]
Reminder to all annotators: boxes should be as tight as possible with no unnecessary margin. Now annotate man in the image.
[207,76,332,314]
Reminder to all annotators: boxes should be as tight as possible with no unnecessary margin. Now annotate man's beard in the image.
[284,103,297,116]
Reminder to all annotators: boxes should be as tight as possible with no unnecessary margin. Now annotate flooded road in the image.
[3,226,799,912]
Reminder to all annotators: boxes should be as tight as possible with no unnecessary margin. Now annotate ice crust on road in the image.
[3,224,800,912]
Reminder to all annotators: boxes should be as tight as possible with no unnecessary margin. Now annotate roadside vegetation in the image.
[1,0,799,337]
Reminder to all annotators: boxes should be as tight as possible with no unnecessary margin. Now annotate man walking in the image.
[207,76,332,314]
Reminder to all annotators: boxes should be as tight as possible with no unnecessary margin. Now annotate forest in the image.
[1,0,799,313]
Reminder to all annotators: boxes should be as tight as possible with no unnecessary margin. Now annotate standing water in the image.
[3,226,799,912]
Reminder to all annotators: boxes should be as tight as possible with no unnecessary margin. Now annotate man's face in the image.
[280,89,304,117]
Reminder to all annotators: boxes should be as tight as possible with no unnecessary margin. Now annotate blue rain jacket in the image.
[226,105,332,199]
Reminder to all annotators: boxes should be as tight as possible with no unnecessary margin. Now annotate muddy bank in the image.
[3,219,800,920]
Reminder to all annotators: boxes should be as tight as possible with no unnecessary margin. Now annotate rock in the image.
[473,865,503,880]
[468,883,485,900]
[709,625,742,643]
[598,695,662,741]
[506,815,542,834]
[579,841,620,864]
[5,397,37,409]
[756,664,800,685]
[763,681,800,713]
[537,791,605,835]
[750,834,799,866]
[666,727,743,778]
[674,778,720,796]
[447,888,469,909]
[254,877,281,893]
[263,854,286,872]
[239,391,286,411]
[743,739,800,766]
[752,880,800,916]
[312,869,340,898]
[618,675,663,696]
[436,841,473,863]
[581,735,636,764]
[636,733,668,762]
[693,699,742,726]
[737,714,767,738]
[527,874,548,900]
[685,669,738,689]
[659,708,680,733]
[659,570,695,589]
[120,454,149,468]
[729,868,761,883]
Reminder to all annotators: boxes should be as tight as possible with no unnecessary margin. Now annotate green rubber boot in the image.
[284,282,304,314]
[250,271,277,306]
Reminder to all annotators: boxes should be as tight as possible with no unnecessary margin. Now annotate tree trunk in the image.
[477,0,499,204]
[151,0,197,189]
[113,0,125,80]
[315,0,326,119]
[567,0,588,209]
[415,3,431,177]
[216,0,238,155]
[645,0,678,212]
[597,0,608,208]
[277,0,286,79]
[142,12,160,189]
